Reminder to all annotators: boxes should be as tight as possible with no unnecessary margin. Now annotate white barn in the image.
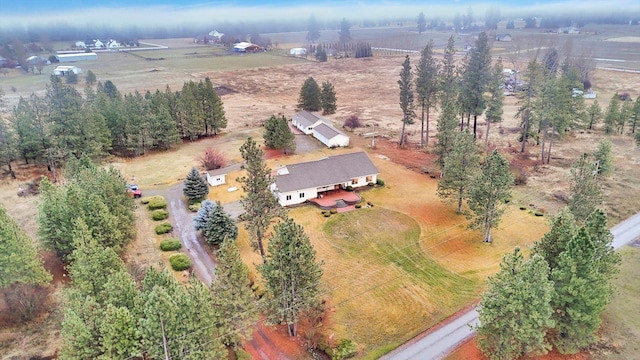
[313,123,350,148]
[272,152,379,206]
[292,110,328,134]
[290,48,307,56]
[57,52,98,63]
[53,66,82,75]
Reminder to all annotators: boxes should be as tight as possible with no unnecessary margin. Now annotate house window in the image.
[286,195,292,201]
[299,193,305,198]
[366,176,373,182]
[351,178,359,185]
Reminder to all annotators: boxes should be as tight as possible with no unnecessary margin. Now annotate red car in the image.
[127,184,142,198]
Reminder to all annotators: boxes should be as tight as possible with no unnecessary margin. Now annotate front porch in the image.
[309,189,361,211]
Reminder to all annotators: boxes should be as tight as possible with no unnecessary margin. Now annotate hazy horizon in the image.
[2,0,639,30]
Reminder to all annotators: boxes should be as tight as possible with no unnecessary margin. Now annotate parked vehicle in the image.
[127,184,142,198]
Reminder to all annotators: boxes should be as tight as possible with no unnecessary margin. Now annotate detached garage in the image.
[313,123,350,148]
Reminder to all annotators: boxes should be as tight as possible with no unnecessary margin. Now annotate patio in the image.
[309,189,361,212]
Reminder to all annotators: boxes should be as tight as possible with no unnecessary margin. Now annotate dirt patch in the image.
[215,85,237,96]
[447,338,589,360]
[243,320,311,360]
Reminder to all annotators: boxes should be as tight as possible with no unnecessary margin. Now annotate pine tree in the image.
[199,77,227,136]
[183,167,209,203]
[415,40,440,147]
[339,18,351,43]
[440,36,458,109]
[593,138,614,176]
[459,32,492,138]
[567,153,603,223]
[258,216,323,337]
[85,70,96,85]
[467,150,514,242]
[398,55,416,147]
[437,129,481,213]
[60,290,104,360]
[264,115,295,154]
[532,208,577,272]
[237,137,283,261]
[477,248,554,360]
[193,200,238,245]
[550,224,620,353]
[515,59,542,153]
[630,97,640,134]
[585,100,603,130]
[417,12,427,34]
[211,238,258,348]
[306,14,321,42]
[484,59,505,148]
[435,101,460,173]
[297,77,322,111]
[321,81,337,115]
[0,205,51,288]
[604,93,620,134]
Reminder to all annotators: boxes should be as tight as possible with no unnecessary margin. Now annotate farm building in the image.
[53,66,82,76]
[290,48,307,56]
[205,168,227,187]
[292,110,330,134]
[233,42,263,52]
[57,52,97,63]
[495,33,513,42]
[271,151,378,207]
[313,123,350,148]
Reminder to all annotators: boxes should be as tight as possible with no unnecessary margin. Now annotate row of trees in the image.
[0,76,227,180]
[297,77,337,115]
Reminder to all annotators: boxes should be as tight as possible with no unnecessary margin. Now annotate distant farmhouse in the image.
[232,42,263,53]
[290,48,307,56]
[292,111,350,148]
[271,152,379,206]
[495,33,513,42]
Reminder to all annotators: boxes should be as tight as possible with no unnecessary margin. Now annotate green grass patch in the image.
[322,208,479,355]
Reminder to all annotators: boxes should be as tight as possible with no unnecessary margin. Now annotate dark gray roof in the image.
[313,123,347,140]
[292,110,331,128]
[275,152,378,193]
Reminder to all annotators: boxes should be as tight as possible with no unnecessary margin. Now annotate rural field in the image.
[1,24,640,359]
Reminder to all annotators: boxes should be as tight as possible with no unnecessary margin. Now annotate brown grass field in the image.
[1,25,640,359]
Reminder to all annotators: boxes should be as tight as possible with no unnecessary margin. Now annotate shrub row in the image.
[169,253,191,271]
[144,196,167,210]
[155,222,173,235]
[160,238,182,251]
[152,209,169,221]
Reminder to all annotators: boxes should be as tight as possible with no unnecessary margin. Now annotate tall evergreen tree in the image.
[532,208,578,272]
[477,248,554,360]
[199,77,227,136]
[585,100,603,130]
[264,115,296,154]
[183,167,209,203]
[604,93,620,134]
[630,97,640,134]
[567,153,603,223]
[297,77,322,111]
[0,205,51,288]
[211,238,258,348]
[484,59,505,148]
[398,55,416,147]
[306,14,321,42]
[237,137,283,261]
[0,104,17,178]
[415,40,440,147]
[440,36,458,106]
[458,32,492,138]
[515,58,542,153]
[417,12,427,34]
[593,138,614,176]
[467,150,514,242]
[258,216,323,337]
[437,129,480,213]
[435,101,460,173]
[339,18,351,43]
[321,81,337,115]
[193,200,238,245]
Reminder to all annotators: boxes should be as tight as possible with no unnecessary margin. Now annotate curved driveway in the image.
[381,211,640,360]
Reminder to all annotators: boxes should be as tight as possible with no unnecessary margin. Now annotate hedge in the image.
[147,196,167,210]
[160,238,182,251]
[152,209,169,221]
[155,222,173,235]
[376,178,385,186]
[188,203,201,213]
[169,253,191,271]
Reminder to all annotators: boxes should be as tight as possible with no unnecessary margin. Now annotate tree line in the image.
[0,76,226,179]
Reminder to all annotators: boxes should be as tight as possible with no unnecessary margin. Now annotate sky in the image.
[1,1,639,28]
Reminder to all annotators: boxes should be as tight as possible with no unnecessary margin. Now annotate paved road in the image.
[381,211,640,360]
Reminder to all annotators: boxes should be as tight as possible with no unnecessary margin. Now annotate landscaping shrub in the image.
[519,206,527,210]
[345,186,354,192]
[332,339,358,360]
[169,253,191,271]
[147,196,167,210]
[188,203,202,212]
[323,213,331,217]
[235,348,252,360]
[376,178,385,186]
[355,204,362,209]
[330,209,338,214]
[368,182,375,187]
[199,147,226,171]
[140,196,153,204]
[160,238,182,251]
[155,222,173,235]
[534,212,544,217]
[367,201,374,207]
[152,209,169,221]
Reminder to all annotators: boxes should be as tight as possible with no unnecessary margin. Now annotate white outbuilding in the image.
[290,48,307,56]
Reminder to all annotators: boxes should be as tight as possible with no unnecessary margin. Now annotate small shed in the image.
[206,168,228,187]
[313,123,350,148]
[495,34,513,42]
[53,66,82,76]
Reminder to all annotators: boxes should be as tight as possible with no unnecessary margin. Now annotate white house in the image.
[205,168,227,187]
[53,65,82,75]
[272,152,379,206]
[93,39,105,48]
[495,33,513,42]
[107,40,121,48]
[313,123,350,148]
[292,110,329,134]
[75,41,87,48]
